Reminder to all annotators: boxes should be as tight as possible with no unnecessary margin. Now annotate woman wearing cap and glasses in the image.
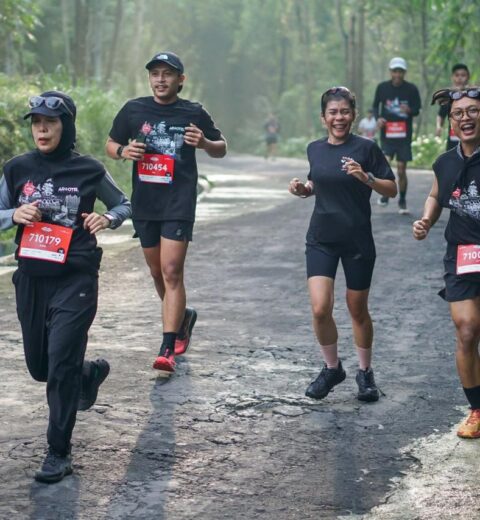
[0,91,131,483]
[413,87,480,439]
[289,87,397,402]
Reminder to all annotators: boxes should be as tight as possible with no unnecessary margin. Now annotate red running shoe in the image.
[174,307,197,356]
[153,346,176,377]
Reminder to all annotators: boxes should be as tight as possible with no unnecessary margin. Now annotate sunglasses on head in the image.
[29,96,73,117]
[431,87,480,106]
[322,86,356,106]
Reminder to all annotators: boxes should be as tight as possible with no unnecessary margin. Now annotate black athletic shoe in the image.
[35,447,73,484]
[78,358,110,411]
[175,307,198,356]
[356,367,380,402]
[305,361,346,399]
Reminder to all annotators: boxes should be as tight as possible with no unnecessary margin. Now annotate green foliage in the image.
[411,134,444,169]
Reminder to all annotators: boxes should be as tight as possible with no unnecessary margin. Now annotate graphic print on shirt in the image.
[139,121,185,159]
[385,98,409,119]
[19,178,80,228]
[341,156,355,171]
[450,180,480,221]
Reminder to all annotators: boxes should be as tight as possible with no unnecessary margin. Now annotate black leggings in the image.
[306,243,375,291]
[13,270,98,455]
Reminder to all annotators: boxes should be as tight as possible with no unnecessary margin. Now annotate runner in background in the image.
[0,91,131,483]
[289,86,396,403]
[436,64,470,151]
[264,113,280,161]
[106,52,226,377]
[373,57,421,214]
[358,109,377,141]
[414,86,480,438]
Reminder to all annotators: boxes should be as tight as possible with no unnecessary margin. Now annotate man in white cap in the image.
[372,57,421,214]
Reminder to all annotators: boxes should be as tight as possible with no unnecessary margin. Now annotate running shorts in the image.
[132,219,194,248]
[381,140,412,162]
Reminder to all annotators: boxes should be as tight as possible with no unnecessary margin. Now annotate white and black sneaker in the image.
[398,200,410,215]
[377,196,389,207]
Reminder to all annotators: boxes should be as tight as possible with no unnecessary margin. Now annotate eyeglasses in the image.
[29,96,73,117]
[449,107,480,121]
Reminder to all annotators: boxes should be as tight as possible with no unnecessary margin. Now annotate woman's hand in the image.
[344,159,369,183]
[412,218,431,240]
[13,201,42,225]
[82,212,110,234]
[289,178,312,197]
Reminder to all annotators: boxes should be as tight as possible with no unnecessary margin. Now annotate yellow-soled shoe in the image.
[457,409,480,439]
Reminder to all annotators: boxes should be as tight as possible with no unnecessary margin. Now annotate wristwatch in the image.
[365,172,375,185]
[103,213,115,228]
[116,145,125,158]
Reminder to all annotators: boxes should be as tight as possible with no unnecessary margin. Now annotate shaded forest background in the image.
[0,0,479,170]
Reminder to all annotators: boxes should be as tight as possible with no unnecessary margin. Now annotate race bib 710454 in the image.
[137,154,174,184]
[385,121,407,139]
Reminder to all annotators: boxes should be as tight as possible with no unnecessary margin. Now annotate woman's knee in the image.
[311,302,333,323]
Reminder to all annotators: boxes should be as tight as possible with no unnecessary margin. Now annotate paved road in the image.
[0,153,478,519]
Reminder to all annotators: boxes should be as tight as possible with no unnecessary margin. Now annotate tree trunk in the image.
[127,0,145,97]
[355,0,366,116]
[104,0,124,86]
[61,0,72,77]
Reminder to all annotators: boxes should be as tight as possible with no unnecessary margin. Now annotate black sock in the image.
[463,385,480,409]
[159,332,177,356]
[399,191,406,203]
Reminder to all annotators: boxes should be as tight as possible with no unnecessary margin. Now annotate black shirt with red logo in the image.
[0,150,131,277]
[108,97,224,222]
[306,134,394,256]
[434,146,480,247]
[372,80,421,144]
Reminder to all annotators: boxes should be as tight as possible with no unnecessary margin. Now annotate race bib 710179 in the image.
[19,222,73,264]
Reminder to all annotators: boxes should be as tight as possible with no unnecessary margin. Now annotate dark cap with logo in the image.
[145,52,184,74]
[23,91,77,120]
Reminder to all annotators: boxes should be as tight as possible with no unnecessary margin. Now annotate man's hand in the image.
[13,201,41,225]
[377,117,386,129]
[413,218,431,240]
[82,212,110,234]
[123,141,146,161]
[184,123,206,149]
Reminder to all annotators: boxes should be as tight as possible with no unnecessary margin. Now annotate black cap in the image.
[23,91,76,120]
[145,52,184,73]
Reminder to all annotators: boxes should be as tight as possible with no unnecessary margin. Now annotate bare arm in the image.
[184,124,227,158]
[105,137,146,162]
[344,160,397,198]
[413,176,442,240]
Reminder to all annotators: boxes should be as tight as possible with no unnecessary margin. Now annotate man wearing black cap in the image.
[372,57,421,215]
[106,52,226,376]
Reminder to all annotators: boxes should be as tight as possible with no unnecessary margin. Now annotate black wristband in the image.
[116,145,124,158]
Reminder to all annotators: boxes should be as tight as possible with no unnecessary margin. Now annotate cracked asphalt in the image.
[0,153,478,519]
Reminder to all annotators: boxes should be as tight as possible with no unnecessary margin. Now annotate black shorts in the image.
[439,248,480,302]
[265,134,278,145]
[305,243,375,291]
[132,219,194,248]
[381,140,412,162]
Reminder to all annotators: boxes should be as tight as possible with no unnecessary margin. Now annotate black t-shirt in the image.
[434,147,480,249]
[306,134,394,255]
[109,97,223,222]
[3,150,108,276]
[372,80,421,143]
